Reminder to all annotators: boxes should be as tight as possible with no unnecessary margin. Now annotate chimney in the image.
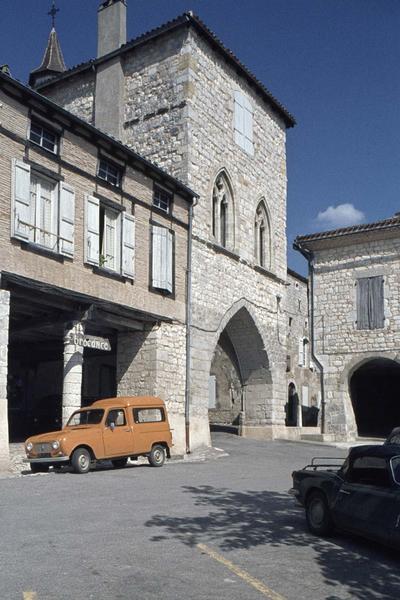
[97,0,127,58]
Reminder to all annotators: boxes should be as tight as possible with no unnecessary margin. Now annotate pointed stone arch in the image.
[211,168,236,250]
[254,198,272,270]
[208,300,273,430]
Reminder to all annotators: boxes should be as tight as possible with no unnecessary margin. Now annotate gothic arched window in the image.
[254,201,271,269]
[212,173,234,249]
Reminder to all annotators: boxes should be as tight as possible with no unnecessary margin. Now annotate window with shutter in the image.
[59,183,75,257]
[151,225,174,293]
[356,276,384,330]
[234,90,254,155]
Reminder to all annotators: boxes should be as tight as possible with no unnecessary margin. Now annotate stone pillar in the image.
[62,321,84,426]
[0,290,10,471]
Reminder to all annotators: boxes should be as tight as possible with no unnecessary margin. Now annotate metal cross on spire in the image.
[48,1,59,28]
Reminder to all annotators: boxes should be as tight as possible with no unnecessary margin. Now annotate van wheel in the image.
[111,458,128,469]
[305,491,333,536]
[71,447,91,474]
[148,445,166,467]
[30,463,49,473]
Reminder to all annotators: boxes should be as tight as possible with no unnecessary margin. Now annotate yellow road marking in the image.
[197,543,286,600]
[23,593,37,600]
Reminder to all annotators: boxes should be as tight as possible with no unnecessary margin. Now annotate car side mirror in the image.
[109,422,115,431]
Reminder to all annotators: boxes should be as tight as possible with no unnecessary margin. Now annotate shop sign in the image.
[67,334,111,352]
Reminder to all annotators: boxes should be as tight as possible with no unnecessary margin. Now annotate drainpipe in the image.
[293,243,326,435]
[185,196,198,454]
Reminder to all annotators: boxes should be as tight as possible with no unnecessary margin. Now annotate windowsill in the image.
[27,141,61,164]
[92,265,128,282]
[150,285,174,298]
[96,175,122,192]
[151,204,171,217]
[19,240,65,262]
[211,242,240,262]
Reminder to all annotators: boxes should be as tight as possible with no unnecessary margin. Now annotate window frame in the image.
[356,275,385,330]
[29,120,59,155]
[105,408,127,427]
[153,184,173,214]
[133,407,165,424]
[97,158,123,188]
[234,90,254,155]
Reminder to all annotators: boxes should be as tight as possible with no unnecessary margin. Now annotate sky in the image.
[1,0,399,274]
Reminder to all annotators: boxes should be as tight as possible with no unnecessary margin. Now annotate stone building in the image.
[0,70,195,468]
[285,269,321,438]
[295,215,400,442]
[33,1,299,447]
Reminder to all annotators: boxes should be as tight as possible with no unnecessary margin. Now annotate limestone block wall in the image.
[311,235,400,439]
[42,71,96,125]
[117,322,187,454]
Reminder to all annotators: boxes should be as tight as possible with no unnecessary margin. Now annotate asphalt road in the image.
[0,434,399,600]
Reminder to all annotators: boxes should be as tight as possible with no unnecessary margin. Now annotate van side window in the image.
[133,408,165,424]
[106,409,126,426]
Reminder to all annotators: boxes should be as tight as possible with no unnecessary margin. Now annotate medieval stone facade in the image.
[37,7,300,446]
[295,216,400,441]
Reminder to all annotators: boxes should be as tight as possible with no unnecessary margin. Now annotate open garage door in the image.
[350,358,400,438]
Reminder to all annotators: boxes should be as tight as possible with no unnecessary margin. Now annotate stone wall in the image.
[309,233,400,439]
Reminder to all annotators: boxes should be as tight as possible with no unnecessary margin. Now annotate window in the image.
[85,195,135,278]
[29,121,58,154]
[106,409,126,427]
[356,276,384,330]
[349,455,391,488]
[151,224,173,293]
[133,407,165,423]
[234,90,253,155]
[12,159,75,256]
[254,201,271,269]
[98,159,122,187]
[67,409,104,426]
[212,173,234,249]
[298,338,309,368]
[390,457,400,485]
[153,185,172,213]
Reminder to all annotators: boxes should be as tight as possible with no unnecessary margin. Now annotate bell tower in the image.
[29,2,66,88]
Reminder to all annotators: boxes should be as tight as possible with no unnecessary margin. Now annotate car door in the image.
[388,456,400,548]
[102,408,134,457]
[332,455,395,544]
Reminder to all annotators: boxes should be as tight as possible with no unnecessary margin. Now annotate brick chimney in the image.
[97,0,127,58]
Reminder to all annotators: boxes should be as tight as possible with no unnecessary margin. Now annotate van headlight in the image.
[26,442,33,452]
[52,441,60,450]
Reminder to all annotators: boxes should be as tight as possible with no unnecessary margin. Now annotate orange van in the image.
[24,396,172,474]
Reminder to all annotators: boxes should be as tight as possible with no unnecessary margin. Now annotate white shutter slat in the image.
[85,195,100,265]
[12,159,32,241]
[59,183,75,257]
[165,229,173,293]
[122,213,135,279]
[234,91,245,148]
[152,225,163,289]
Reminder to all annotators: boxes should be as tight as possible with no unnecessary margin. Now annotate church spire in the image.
[29,2,66,88]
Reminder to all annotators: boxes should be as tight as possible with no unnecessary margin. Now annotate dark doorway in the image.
[350,358,400,438]
[286,383,298,426]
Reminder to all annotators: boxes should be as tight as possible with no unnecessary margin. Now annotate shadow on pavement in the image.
[145,485,400,600]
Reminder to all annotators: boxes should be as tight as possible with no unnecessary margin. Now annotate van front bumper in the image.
[24,456,70,464]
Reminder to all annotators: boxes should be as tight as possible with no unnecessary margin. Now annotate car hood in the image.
[25,430,64,444]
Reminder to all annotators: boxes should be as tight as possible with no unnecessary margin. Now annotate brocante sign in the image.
[67,334,111,352]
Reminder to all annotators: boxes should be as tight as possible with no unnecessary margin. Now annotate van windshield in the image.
[67,409,104,426]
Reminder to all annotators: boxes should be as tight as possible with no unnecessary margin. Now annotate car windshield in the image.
[67,409,104,426]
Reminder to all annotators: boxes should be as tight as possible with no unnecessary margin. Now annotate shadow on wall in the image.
[145,485,400,600]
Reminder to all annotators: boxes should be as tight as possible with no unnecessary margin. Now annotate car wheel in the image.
[71,447,92,474]
[30,463,49,474]
[306,491,334,536]
[148,445,166,467]
[111,458,128,469]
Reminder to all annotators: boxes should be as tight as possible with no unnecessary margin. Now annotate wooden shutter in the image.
[59,183,75,257]
[152,225,173,293]
[85,195,99,265]
[122,213,135,279]
[369,276,384,329]
[356,278,369,330]
[12,159,32,241]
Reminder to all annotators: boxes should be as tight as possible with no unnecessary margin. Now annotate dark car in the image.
[290,445,400,550]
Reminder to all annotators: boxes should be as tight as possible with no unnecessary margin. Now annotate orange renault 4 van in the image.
[24,396,172,474]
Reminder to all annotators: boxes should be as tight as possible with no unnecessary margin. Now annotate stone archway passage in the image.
[350,358,400,438]
[209,307,272,428]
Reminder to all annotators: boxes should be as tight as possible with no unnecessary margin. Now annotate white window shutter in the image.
[234,91,245,147]
[243,96,254,154]
[165,229,173,293]
[152,225,173,293]
[298,338,304,366]
[12,159,32,241]
[85,195,100,265]
[59,183,75,257]
[122,213,135,279]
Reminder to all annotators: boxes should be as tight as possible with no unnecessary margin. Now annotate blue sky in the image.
[1,0,399,274]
